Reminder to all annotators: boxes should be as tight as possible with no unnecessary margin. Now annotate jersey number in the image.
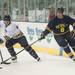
[60,27,64,32]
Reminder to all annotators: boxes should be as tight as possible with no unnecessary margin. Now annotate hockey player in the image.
[1,15,40,63]
[48,6,55,22]
[40,7,75,61]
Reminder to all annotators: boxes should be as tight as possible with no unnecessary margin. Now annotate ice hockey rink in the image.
[0,20,74,75]
[0,0,75,75]
[0,21,75,75]
[0,48,75,75]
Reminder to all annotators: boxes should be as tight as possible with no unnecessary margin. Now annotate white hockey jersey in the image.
[0,20,6,41]
[0,20,21,40]
[5,23,21,38]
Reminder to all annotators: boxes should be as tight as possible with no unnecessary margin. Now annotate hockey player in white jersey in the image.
[1,15,40,63]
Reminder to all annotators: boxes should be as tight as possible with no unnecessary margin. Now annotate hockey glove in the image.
[39,32,45,40]
[39,29,50,40]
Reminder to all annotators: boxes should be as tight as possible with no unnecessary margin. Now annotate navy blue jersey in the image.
[47,15,75,35]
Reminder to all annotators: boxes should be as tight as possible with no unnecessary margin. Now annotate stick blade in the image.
[1,61,11,65]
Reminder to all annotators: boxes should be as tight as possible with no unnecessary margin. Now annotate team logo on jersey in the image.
[56,24,65,32]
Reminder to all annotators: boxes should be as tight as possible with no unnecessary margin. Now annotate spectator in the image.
[48,6,55,22]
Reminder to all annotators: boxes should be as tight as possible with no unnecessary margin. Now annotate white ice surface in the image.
[0,48,75,75]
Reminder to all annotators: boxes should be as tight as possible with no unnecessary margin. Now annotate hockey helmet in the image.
[3,15,11,21]
[57,7,64,13]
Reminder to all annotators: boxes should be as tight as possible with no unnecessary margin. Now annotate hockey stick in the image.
[1,38,41,64]
[0,50,3,62]
[0,50,11,64]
